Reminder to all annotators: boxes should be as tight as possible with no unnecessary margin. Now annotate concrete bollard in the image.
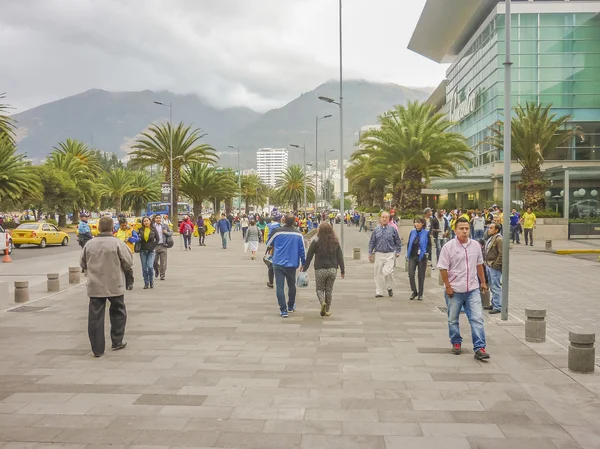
[525,309,546,343]
[47,273,60,292]
[404,259,409,272]
[545,240,552,251]
[14,281,29,303]
[568,332,595,374]
[353,247,361,260]
[425,266,432,278]
[481,289,491,308]
[438,271,444,286]
[69,267,81,284]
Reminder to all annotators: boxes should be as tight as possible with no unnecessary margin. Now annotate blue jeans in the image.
[140,250,156,285]
[445,289,486,351]
[273,264,297,313]
[434,237,446,261]
[486,266,502,311]
[220,232,228,248]
[473,229,484,240]
[510,225,521,243]
[183,234,192,249]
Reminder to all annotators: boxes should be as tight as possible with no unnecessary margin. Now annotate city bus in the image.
[146,202,191,224]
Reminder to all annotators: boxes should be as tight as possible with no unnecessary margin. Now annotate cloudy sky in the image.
[1,0,447,114]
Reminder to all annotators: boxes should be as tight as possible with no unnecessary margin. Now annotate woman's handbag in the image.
[133,241,142,253]
[165,235,174,248]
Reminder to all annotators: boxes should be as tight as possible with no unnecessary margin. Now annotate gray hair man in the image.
[483,223,503,314]
[80,216,133,357]
[368,211,402,298]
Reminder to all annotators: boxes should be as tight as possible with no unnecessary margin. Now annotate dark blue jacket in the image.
[266,225,306,268]
[216,218,231,234]
[407,229,431,261]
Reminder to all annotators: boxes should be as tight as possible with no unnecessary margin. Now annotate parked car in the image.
[0,224,12,255]
[12,223,70,248]
[570,199,600,218]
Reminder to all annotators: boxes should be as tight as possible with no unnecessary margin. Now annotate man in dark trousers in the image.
[80,217,133,357]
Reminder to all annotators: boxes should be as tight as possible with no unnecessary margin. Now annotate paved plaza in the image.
[1,229,600,448]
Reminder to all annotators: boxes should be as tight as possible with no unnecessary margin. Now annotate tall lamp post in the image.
[316,115,332,208]
[153,100,174,226]
[315,0,344,252]
[501,0,513,321]
[228,145,242,214]
[290,143,307,215]
[324,149,335,206]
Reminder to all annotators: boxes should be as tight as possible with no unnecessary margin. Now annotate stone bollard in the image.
[353,247,361,260]
[47,273,60,292]
[438,271,444,286]
[525,309,546,343]
[545,240,552,251]
[425,265,432,278]
[481,289,491,308]
[404,259,409,272]
[568,332,595,374]
[69,267,80,284]
[14,281,29,303]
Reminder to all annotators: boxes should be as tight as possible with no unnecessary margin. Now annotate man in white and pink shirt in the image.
[437,217,490,361]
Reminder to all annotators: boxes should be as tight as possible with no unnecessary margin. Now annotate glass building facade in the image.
[444,10,600,169]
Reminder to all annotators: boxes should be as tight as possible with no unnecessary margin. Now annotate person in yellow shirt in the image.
[114,217,140,254]
[520,207,536,246]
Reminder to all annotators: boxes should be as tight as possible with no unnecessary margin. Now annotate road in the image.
[8,241,80,262]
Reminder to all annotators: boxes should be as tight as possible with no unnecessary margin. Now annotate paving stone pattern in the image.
[0,230,600,448]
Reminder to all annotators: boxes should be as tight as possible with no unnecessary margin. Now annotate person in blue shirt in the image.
[368,211,402,298]
[406,217,432,301]
[77,213,94,248]
[509,208,521,244]
[216,213,232,249]
[266,214,306,318]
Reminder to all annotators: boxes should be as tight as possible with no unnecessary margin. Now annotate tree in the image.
[486,103,581,210]
[346,154,388,208]
[275,165,315,212]
[130,122,218,223]
[240,173,268,212]
[52,138,101,176]
[0,135,42,206]
[357,101,472,213]
[0,93,15,142]
[180,164,238,216]
[124,170,160,216]
[98,168,133,214]
[331,198,352,211]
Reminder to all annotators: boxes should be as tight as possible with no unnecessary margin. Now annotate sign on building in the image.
[161,183,171,202]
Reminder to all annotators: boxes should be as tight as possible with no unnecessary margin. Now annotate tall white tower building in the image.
[257,148,288,187]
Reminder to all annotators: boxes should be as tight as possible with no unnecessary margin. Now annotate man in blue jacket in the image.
[216,213,232,249]
[266,214,306,318]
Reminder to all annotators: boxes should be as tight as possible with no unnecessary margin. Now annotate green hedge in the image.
[530,210,561,218]
[569,217,600,224]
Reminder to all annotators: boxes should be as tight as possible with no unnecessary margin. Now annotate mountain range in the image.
[11,80,432,169]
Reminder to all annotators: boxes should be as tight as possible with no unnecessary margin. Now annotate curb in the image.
[554,249,600,255]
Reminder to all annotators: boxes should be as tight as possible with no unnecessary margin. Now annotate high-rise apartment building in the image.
[257,148,288,187]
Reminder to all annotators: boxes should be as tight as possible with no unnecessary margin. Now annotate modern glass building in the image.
[409,0,600,217]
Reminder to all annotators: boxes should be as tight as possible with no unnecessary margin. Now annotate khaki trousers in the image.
[374,252,395,295]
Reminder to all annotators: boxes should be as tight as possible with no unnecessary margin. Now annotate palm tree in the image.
[124,170,161,216]
[0,94,15,142]
[180,164,238,216]
[130,122,218,223]
[357,101,472,212]
[346,154,388,208]
[241,173,268,212]
[0,135,42,205]
[52,139,101,176]
[276,165,315,212]
[98,168,133,214]
[485,103,581,210]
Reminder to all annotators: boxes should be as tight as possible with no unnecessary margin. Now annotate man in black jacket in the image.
[430,210,449,263]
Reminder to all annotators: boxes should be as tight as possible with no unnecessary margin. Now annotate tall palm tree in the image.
[346,154,388,208]
[485,103,581,210]
[357,101,472,212]
[130,122,217,223]
[276,165,315,212]
[0,94,15,142]
[124,170,161,216]
[98,168,134,214]
[0,135,42,205]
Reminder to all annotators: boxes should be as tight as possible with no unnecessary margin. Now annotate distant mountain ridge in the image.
[11,80,431,168]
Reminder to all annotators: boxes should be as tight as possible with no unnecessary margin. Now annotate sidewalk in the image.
[0,230,599,448]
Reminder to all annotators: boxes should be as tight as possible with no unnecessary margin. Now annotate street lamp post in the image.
[501,0,512,321]
[316,115,332,209]
[318,0,344,252]
[290,143,307,216]
[324,149,335,206]
[153,100,174,226]
[228,145,242,214]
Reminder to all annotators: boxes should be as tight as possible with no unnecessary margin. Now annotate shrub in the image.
[530,210,561,218]
[569,217,600,224]
[46,218,58,226]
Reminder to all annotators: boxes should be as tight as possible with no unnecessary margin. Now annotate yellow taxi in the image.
[127,217,143,232]
[74,219,100,237]
[12,223,70,248]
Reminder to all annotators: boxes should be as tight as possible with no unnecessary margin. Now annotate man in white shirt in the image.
[437,217,490,361]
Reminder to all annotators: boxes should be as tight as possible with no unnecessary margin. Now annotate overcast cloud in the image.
[0,0,446,113]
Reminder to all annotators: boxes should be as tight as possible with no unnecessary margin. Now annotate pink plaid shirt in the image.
[436,238,483,293]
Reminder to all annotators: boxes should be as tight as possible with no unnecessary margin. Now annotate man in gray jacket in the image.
[80,216,134,357]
